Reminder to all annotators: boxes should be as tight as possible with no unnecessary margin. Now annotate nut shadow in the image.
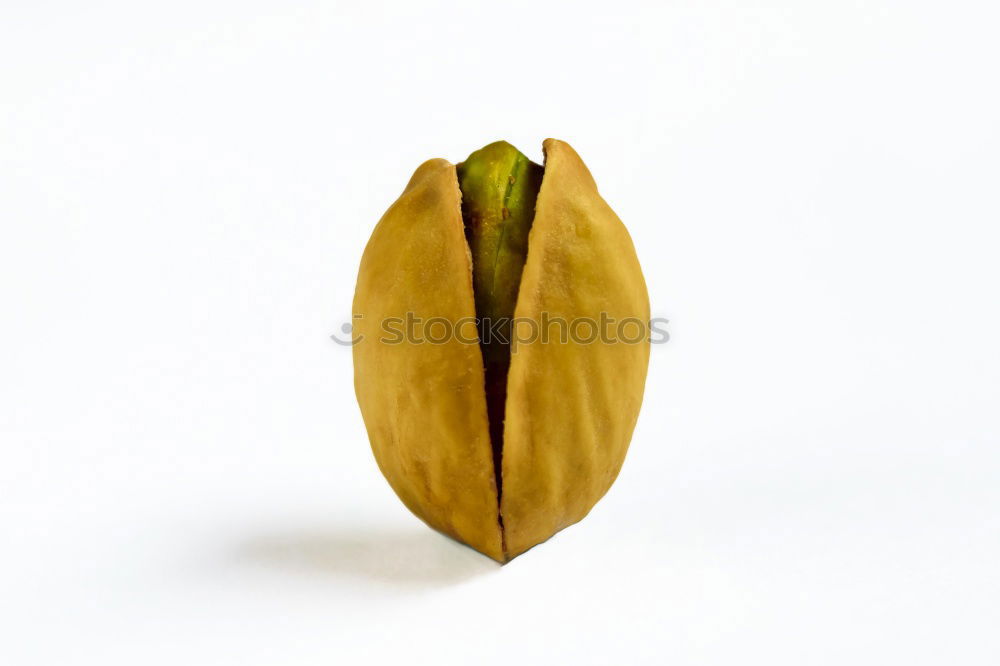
[236,525,500,590]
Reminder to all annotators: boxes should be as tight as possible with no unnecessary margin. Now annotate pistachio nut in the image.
[353,139,649,561]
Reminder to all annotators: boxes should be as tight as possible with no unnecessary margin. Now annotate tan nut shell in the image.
[353,139,649,562]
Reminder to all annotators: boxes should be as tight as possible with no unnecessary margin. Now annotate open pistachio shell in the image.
[353,139,649,562]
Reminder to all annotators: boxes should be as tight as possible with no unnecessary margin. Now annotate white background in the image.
[2,1,998,664]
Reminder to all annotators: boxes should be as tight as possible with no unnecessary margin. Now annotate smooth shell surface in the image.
[353,140,649,561]
[353,159,503,561]
[501,139,650,557]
